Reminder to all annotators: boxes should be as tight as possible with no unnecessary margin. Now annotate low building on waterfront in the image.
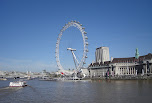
[110,53,152,77]
[81,68,90,77]
[0,71,5,76]
[88,47,152,78]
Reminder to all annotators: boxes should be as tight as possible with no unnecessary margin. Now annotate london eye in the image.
[55,21,88,75]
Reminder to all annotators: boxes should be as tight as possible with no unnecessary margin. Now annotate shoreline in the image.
[91,76,152,80]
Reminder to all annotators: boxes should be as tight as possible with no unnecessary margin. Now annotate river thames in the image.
[0,79,152,103]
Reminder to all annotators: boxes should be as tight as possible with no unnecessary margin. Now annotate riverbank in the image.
[91,75,152,80]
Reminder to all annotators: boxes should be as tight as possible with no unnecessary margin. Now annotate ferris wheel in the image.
[55,20,88,74]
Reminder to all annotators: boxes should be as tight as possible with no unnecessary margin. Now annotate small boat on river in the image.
[0,78,7,81]
[9,80,27,87]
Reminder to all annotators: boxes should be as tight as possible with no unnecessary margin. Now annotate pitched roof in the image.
[89,61,111,67]
[112,53,152,63]
[88,53,152,67]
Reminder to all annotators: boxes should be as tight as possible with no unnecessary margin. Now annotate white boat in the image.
[9,81,27,87]
[27,76,33,80]
[0,78,7,81]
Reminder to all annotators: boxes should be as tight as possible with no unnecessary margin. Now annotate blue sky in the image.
[0,0,152,72]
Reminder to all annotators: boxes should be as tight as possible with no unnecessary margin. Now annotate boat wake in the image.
[0,86,23,98]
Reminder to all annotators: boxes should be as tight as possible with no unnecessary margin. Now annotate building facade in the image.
[110,54,152,76]
[95,47,110,64]
[89,47,152,78]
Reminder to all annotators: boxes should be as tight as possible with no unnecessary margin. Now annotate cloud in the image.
[0,57,58,72]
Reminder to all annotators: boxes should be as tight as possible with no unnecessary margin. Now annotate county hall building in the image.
[88,47,152,78]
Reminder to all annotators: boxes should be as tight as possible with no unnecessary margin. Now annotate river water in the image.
[0,79,152,103]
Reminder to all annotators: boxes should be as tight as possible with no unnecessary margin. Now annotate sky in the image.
[0,0,152,72]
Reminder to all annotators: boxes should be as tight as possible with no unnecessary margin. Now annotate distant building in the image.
[41,70,50,79]
[0,71,5,76]
[95,47,110,64]
[89,47,152,78]
[110,53,152,76]
[81,68,90,77]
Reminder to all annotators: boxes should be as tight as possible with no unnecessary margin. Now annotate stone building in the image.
[95,47,110,64]
[110,53,152,76]
[88,47,152,78]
